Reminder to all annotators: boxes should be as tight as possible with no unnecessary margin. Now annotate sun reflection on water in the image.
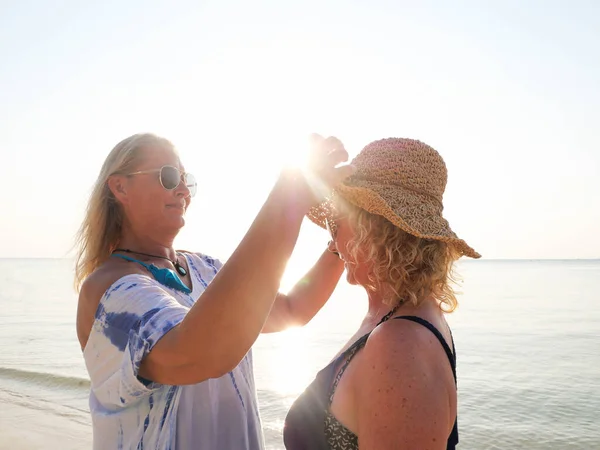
[254,326,317,400]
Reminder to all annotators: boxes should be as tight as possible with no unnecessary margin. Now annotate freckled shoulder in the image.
[354,317,451,390]
[361,317,444,366]
[353,319,455,448]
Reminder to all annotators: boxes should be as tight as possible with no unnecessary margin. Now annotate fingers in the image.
[308,134,325,161]
[326,147,349,166]
[298,133,354,206]
[323,136,345,153]
[309,134,344,154]
[308,134,347,168]
[308,133,354,182]
[330,164,356,186]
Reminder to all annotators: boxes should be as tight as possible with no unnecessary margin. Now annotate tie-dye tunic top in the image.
[83,252,264,450]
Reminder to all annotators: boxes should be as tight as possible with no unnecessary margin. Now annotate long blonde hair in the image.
[74,133,175,291]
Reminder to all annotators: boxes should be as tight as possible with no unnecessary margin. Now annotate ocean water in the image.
[0,258,598,449]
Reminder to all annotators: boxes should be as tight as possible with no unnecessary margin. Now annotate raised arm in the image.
[137,137,353,384]
[261,246,344,333]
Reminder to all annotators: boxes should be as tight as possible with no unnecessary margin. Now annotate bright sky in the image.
[1,0,598,264]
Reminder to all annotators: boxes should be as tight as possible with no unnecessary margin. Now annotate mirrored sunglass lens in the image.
[160,166,181,190]
[185,173,197,197]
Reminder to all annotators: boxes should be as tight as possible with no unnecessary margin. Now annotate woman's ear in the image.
[107,175,128,204]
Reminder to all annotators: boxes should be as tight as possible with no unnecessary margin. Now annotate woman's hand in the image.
[280,133,355,212]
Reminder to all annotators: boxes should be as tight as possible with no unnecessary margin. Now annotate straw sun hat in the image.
[308,137,481,259]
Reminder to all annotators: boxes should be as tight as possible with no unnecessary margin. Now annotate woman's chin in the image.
[345,268,358,285]
[161,215,186,232]
[163,209,187,228]
[344,263,370,287]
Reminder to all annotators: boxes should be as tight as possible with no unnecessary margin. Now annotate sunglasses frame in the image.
[127,165,197,197]
[325,211,350,239]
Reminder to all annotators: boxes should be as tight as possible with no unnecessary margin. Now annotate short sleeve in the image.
[197,253,223,272]
[84,276,189,407]
[184,252,223,290]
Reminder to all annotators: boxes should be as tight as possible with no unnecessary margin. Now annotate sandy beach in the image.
[0,401,90,450]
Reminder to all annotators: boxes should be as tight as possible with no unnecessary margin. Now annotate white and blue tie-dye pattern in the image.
[83,253,265,450]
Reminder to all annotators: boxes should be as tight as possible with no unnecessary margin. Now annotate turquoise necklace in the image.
[111,252,191,294]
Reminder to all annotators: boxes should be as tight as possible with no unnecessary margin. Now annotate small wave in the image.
[1,389,90,424]
[0,366,90,390]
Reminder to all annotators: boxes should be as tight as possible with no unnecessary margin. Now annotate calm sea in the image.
[0,259,598,449]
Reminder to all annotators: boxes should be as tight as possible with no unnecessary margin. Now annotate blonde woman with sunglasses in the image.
[74,133,353,450]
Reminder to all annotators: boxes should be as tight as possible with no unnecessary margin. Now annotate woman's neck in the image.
[117,228,177,261]
[363,288,397,324]
[363,286,440,325]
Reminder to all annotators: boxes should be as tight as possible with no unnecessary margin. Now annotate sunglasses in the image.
[128,165,197,197]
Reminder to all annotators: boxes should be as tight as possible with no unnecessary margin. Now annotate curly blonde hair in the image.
[342,203,462,312]
[73,133,175,291]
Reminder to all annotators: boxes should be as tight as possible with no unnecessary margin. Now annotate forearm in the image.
[287,249,344,321]
[177,172,307,372]
[262,248,344,332]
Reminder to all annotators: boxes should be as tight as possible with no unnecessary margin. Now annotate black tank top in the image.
[283,315,459,449]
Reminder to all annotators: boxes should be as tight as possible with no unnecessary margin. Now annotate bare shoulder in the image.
[353,319,456,448]
[80,259,146,308]
[360,316,453,377]
[76,258,146,350]
[371,315,442,349]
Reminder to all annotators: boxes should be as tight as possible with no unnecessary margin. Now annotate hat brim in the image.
[307,183,481,259]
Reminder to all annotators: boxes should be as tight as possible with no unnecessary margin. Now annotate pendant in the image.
[175,262,188,277]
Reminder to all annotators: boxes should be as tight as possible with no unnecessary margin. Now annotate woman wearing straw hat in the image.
[283,138,480,450]
[74,132,354,450]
